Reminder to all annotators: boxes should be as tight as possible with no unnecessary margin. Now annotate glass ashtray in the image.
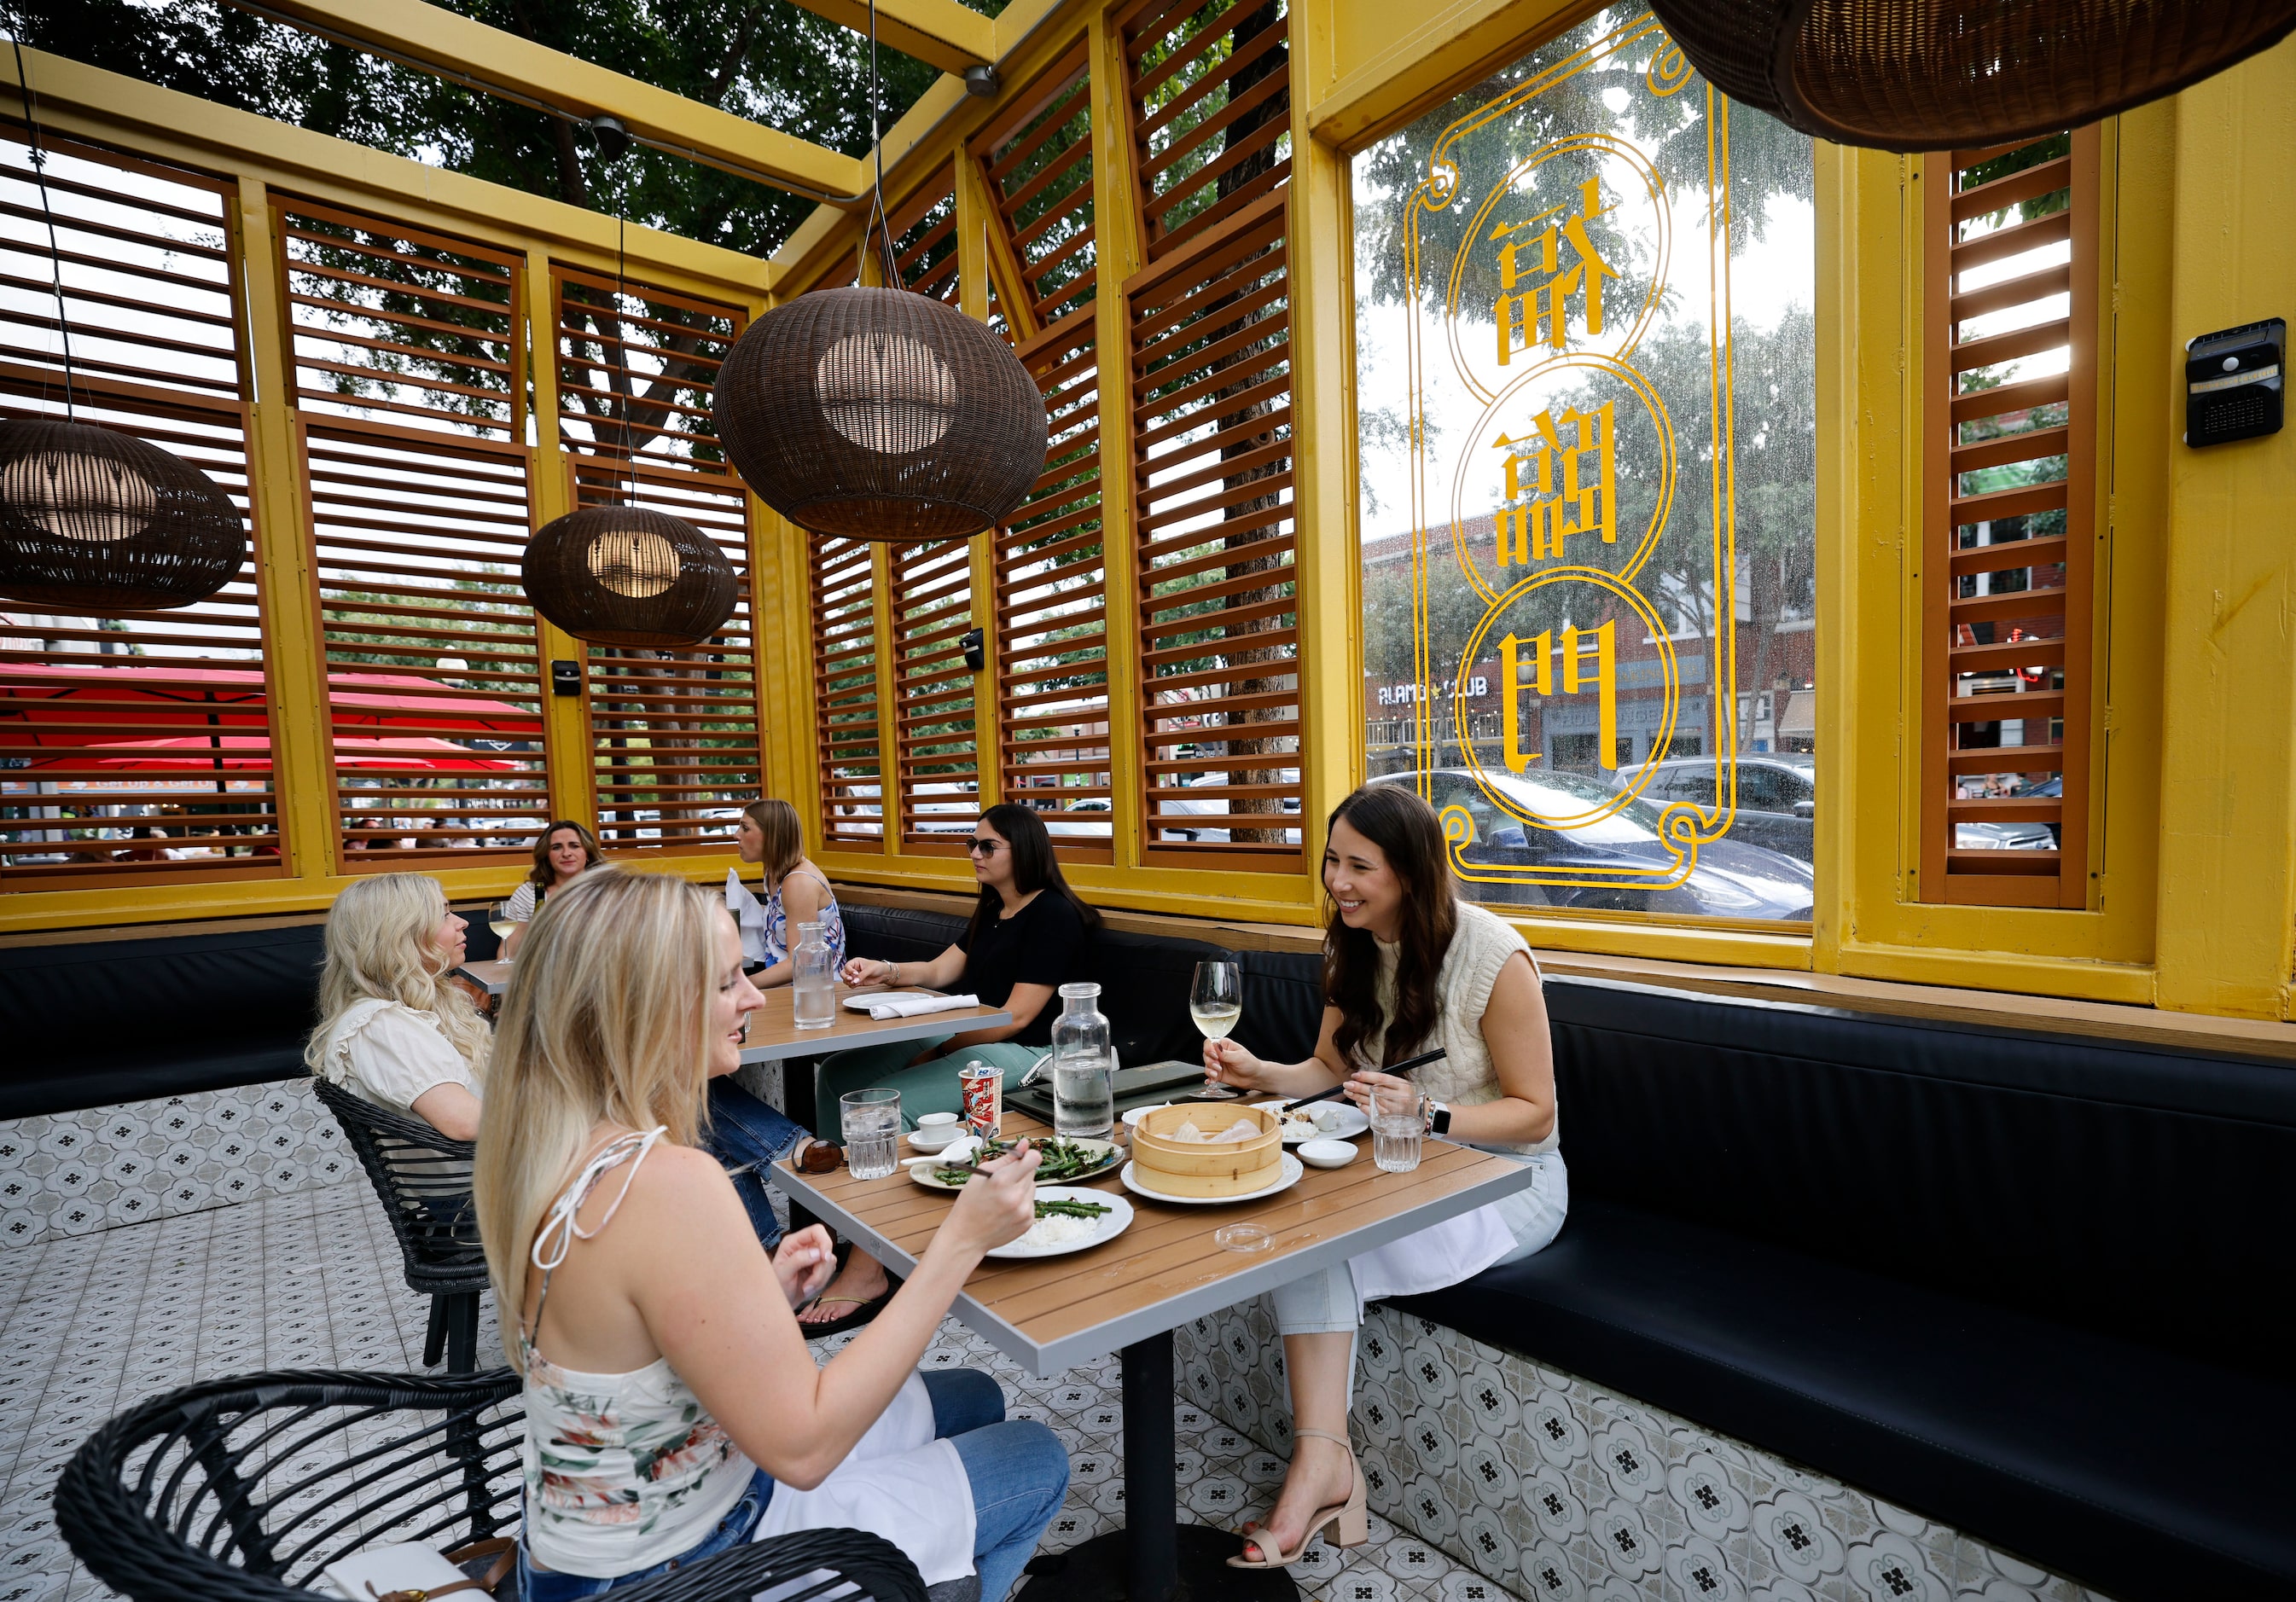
[1215,1223,1273,1253]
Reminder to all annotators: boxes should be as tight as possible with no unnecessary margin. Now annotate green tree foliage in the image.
[17,0,1003,254]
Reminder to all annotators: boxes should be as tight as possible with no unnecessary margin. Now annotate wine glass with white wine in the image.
[1189,959,1244,1099]
[489,902,519,960]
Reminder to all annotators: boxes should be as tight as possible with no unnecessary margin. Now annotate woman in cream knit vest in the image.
[1202,783,1567,1570]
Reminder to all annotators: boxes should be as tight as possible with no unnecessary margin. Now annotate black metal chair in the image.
[312,1078,489,1373]
[56,1367,930,1602]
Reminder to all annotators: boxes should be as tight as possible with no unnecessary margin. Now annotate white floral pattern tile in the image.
[1174,1301,2122,1602]
[0,1082,358,1250]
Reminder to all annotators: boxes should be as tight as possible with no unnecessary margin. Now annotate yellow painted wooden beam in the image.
[236,0,870,202]
[784,0,996,75]
[6,49,769,293]
[1307,0,1592,148]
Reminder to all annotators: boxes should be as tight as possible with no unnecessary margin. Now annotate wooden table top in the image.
[738,984,1012,1065]
[771,1108,1538,1376]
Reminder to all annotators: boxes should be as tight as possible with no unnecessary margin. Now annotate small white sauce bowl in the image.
[1298,1139,1357,1170]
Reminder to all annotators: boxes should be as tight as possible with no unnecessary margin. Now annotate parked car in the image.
[1614,753,1816,864]
[1371,768,1815,920]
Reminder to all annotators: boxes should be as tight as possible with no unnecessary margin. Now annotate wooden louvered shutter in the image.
[275,198,550,868]
[891,538,979,848]
[553,269,759,854]
[1119,0,1302,864]
[811,534,883,848]
[892,165,961,305]
[1921,130,2097,908]
[0,128,282,889]
[972,47,1111,856]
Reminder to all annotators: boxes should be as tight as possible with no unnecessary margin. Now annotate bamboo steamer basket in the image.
[1131,1103,1283,1198]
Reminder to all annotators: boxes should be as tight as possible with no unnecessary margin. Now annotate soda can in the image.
[958,1061,1002,1141]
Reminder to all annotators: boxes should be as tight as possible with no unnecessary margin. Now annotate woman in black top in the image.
[802,804,1098,1325]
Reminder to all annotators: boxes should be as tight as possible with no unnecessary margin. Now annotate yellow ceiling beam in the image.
[239,0,870,201]
[782,0,996,75]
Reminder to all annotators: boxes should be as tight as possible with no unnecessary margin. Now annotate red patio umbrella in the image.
[18,734,516,774]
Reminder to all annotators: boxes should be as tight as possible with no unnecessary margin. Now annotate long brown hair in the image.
[741,798,805,885]
[966,802,1102,946]
[526,819,604,893]
[1323,785,1458,1069]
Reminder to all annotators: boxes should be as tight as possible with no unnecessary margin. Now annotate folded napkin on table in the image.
[869,992,981,1020]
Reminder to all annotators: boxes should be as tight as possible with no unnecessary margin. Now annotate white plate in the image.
[1261,1099,1370,1144]
[985,1187,1135,1260]
[1119,1152,1305,1206]
[910,1138,1122,1192]
[843,990,936,1013]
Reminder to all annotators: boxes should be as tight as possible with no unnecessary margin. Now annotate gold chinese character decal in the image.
[1494,402,1617,567]
[1501,620,1617,774]
[1493,176,1620,363]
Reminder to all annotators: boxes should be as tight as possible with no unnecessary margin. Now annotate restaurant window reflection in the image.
[1352,7,1817,922]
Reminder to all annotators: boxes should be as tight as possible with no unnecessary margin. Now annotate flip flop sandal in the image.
[797,1241,900,1339]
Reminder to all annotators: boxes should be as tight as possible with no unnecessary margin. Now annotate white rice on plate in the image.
[1018,1210,1104,1250]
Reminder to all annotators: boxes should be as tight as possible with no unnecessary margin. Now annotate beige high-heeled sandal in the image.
[1226,1428,1369,1570]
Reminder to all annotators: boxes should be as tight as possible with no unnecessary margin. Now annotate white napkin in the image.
[725,868,767,964]
[869,992,980,1020]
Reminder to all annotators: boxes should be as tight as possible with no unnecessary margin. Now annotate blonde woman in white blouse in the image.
[1202,783,1567,1570]
[307,873,492,1140]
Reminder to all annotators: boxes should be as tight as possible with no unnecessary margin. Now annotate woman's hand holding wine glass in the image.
[1190,960,1245,1100]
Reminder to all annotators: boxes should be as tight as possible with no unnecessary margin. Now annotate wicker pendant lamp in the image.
[0,45,243,612]
[716,286,1046,542]
[711,0,1047,543]
[522,502,738,647]
[521,204,737,648]
[1648,0,2296,151]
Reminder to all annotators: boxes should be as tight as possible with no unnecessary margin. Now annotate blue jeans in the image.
[704,1077,808,1249]
[518,1369,1068,1602]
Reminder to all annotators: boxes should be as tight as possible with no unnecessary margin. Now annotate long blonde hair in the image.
[306,873,492,1080]
[474,869,719,1368]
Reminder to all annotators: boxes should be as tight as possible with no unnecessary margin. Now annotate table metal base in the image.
[1014,1329,1299,1602]
[1015,1524,1299,1601]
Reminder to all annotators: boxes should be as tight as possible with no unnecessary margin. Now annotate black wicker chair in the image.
[56,1367,931,1602]
[312,1079,489,1373]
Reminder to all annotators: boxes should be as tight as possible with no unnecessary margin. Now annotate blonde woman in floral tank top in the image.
[1202,784,1567,1572]
[474,870,1072,1599]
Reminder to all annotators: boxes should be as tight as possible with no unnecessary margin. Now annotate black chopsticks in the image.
[1276,1046,1447,1113]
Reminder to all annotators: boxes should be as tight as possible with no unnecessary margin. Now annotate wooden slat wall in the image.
[301,418,547,864]
[1119,0,1301,864]
[811,533,883,847]
[891,538,979,849]
[574,461,761,855]
[1120,0,1290,263]
[279,198,547,868]
[1921,130,2097,908]
[0,127,282,890]
[276,197,523,441]
[973,47,1112,855]
[892,165,961,305]
[553,267,759,856]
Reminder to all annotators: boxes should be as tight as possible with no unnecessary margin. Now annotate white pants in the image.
[1268,1151,1568,1336]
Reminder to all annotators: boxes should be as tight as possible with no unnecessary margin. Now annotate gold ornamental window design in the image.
[1353,8,1817,922]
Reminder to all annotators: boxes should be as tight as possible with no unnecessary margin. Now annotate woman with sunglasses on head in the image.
[1199,783,1567,1571]
[804,803,1100,1327]
[476,870,1068,1599]
[501,821,608,961]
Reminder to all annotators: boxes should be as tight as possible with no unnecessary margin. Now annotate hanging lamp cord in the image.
[614,209,640,508]
[9,29,75,420]
[864,0,899,287]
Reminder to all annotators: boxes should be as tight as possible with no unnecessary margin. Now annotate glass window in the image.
[1353,9,1817,920]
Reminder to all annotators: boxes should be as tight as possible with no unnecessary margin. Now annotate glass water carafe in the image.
[791,920,836,1030]
[1049,981,1115,1139]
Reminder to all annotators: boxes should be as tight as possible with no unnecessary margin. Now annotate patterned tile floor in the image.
[0,1185,1524,1602]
